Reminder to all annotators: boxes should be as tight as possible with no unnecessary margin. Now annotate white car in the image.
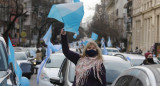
[101,47,120,55]
[111,64,160,86]
[114,53,160,66]
[38,53,65,86]
[50,55,132,86]
[14,52,34,79]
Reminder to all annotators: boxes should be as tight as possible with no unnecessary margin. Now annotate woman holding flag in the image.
[60,29,106,86]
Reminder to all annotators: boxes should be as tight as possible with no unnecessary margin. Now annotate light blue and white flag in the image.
[74,0,80,2]
[49,42,62,52]
[107,37,112,47]
[43,25,52,45]
[101,38,108,55]
[83,40,88,46]
[101,38,105,48]
[8,38,22,85]
[91,32,98,41]
[37,25,61,84]
[48,2,84,34]
[73,34,78,39]
[37,45,51,84]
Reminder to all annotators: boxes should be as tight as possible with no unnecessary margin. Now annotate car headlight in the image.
[33,62,36,65]
[40,72,49,81]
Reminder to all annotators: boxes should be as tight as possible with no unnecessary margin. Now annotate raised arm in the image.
[60,29,80,64]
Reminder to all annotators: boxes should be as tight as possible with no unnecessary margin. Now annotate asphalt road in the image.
[30,74,38,86]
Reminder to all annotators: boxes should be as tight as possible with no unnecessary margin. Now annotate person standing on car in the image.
[35,48,42,65]
[142,52,156,65]
[60,29,106,86]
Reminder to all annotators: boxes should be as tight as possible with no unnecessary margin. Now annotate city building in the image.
[132,0,160,52]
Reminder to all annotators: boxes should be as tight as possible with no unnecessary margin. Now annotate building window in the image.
[116,9,118,16]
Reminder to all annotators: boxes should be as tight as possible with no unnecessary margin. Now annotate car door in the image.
[112,69,151,86]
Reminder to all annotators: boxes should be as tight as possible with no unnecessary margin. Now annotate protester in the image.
[141,52,156,65]
[60,29,106,86]
[35,48,42,65]
[41,46,46,60]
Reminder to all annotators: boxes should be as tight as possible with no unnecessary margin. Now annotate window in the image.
[45,55,65,68]
[115,75,143,86]
[116,9,118,16]
[0,41,8,71]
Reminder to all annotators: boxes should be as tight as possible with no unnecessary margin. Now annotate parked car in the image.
[15,52,34,79]
[101,47,120,55]
[114,53,160,66]
[38,53,65,86]
[111,64,160,86]
[50,55,132,86]
[0,36,13,86]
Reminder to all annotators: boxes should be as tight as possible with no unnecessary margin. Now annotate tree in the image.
[2,0,27,43]
[87,2,123,47]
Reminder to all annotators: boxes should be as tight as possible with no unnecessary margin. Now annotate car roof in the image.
[131,64,160,83]
[102,55,128,62]
[15,52,26,54]
[115,53,145,59]
[102,47,119,50]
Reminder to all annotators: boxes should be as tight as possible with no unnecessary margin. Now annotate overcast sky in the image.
[80,0,101,23]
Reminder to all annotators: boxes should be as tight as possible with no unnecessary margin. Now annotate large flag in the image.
[37,25,61,84]
[8,38,22,85]
[107,37,112,47]
[91,32,98,41]
[37,45,51,84]
[74,0,80,2]
[48,2,84,34]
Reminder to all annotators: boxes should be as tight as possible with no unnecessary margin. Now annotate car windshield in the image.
[0,71,8,78]
[0,41,8,71]
[15,53,27,60]
[68,61,131,84]
[45,55,65,68]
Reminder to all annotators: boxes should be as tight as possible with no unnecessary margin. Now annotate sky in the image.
[80,0,101,23]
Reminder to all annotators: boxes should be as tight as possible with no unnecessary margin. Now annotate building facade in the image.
[132,0,160,52]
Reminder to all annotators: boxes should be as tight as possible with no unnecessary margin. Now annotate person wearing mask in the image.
[142,52,156,65]
[60,29,106,86]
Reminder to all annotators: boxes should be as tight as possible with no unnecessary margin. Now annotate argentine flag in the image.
[48,2,84,34]
[107,37,112,47]
[91,32,98,41]
[8,38,23,85]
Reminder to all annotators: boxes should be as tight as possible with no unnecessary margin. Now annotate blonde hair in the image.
[81,41,103,60]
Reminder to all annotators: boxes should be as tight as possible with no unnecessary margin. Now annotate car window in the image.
[130,59,144,66]
[15,53,27,60]
[112,50,119,52]
[0,41,8,71]
[68,61,131,84]
[115,75,143,86]
[0,71,8,78]
[45,55,65,68]
[104,61,131,84]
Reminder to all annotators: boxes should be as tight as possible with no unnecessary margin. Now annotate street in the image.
[30,74,38,86]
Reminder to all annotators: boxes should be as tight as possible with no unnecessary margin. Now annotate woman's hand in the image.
[60,29,66,35]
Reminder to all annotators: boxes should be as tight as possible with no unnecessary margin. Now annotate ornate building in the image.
[132,0,160,52]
